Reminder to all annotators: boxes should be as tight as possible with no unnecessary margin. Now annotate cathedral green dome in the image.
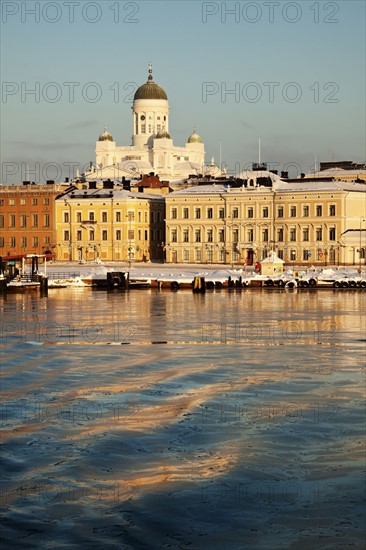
[98,126,113,141]
[155,129,171,139]
[187,129,202,143]
[134,65,168,101]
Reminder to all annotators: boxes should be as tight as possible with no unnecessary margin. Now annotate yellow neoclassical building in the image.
[165,177,366,266]
[55,183,165,262]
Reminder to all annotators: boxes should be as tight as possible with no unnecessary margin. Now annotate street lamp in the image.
[360,217,366,270]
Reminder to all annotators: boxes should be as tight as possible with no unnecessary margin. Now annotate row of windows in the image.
[0,198,50,206]
[0,214,50,228]
[170,227,337,243]
[0,236,50,248]
[63,229,162,242]
[63,211,161,223]
[174,248,341,263]
[170,204,337,220]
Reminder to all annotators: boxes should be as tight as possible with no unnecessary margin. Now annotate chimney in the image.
[281,171,288,179]
[89,181,97,190]
[23,181,31,185]
[46,180,55,185]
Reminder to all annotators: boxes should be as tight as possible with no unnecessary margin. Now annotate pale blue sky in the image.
[1,0,365,183]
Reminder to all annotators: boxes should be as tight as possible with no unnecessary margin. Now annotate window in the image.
[316,205,322,216]
[127,211,134,222]
[89,212,95,222]
[277,206,284,218]
[183,208,189,219]
[44,236,50,244]
[290,206,296,217]
[219,208,225,219]
[32,214,38,227]
[262,207,268,218]
[329,228,336,241]
[64,230,69,241]
[102,212,107,223]
[183,229,189,242]
[44,214,50,227]
[0,237,4,247]
[232,208,238,219]
[248,228,254,242]
[316,227,322,241]
[90,230,95,241]
[303,205,309,217]
[195,249,202,261]
[232,229,239,242]
[102,230,108,241]
[20,214,27,227]
[290,228,296,241]
[219,229,225,242]
[138,212,142,222]
[128,229,134,240]
[9,199,15,206]
[44,198,50,205]
[20,198,26,205]
[329,204,336,216]
[0,215,4,228]
[144,230,148,240]
[10,237,16,247]
[262,228,268,242]
[116,230,121,241]
[171,229,177,242]
[277,249,284,259]
[302,228,309,241]
[76,212,82,223]
[195,208,201,219]
[32,198,38,206]
[171,208,177,219]
[207,229,213,242]
[290,250,296,261]
[195,229,201,242]
[76,230,82,241]
[207,208,213,219]
[277,228,284,242]
[64,212,69,223]
[219,249,225,262]
[9,214,15,227]
[32,237,38,247]
[0,200,3,206]
[183,250,190,261]
[303,250,311,260]
[116,211,121,222]
[21,236,27,248]
[247,207,253,218]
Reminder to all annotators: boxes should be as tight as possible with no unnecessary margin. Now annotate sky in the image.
[1,0,365,183]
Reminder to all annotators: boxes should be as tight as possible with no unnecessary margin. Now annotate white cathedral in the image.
[87,65,206,182]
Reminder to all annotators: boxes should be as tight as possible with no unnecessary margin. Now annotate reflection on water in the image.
[1,289,365,549]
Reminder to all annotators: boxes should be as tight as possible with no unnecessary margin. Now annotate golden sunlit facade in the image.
[165,181,366,266]
[55,186,165,262]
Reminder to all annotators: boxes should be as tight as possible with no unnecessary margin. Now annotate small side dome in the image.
[98,126,113,141]
[187,129,202,143]
[156,129,171,139]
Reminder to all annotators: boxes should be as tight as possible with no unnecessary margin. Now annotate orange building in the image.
[0,182,71,264]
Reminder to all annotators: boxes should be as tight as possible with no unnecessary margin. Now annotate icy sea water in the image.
[1,288,365,550]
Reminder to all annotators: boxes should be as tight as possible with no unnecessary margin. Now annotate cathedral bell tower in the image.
[132,64,169,148]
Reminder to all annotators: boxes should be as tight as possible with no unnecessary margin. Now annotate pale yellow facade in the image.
[55,187,165,262]
[165,180,366,266]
